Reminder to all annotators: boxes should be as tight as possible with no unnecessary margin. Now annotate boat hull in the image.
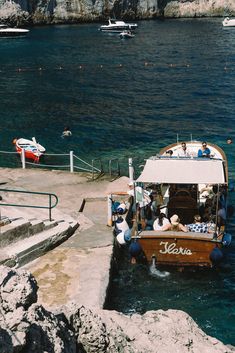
[222,18,235,27]
[15,138,45,162]
[0,29,29,38]
[133,231,223,267]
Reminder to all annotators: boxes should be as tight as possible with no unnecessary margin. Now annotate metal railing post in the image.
[70,151,74,173]
[109,160,112,177]
[107,194,113,226]
[92,159,95,180]
[128,158,134,182]
[49,194,52,221]
[21,148,26,169]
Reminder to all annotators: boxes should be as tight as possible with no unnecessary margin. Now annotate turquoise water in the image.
[1,18,235,345]
[1,19,235,170]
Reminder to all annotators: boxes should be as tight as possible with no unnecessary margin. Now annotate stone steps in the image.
[0,215,79,268]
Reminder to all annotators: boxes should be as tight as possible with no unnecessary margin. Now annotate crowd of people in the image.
[122,180,228,235]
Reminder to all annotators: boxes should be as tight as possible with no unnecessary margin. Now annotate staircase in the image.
[0,209,79,268]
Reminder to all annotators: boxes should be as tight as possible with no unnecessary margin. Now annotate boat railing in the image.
[0,188,58,221]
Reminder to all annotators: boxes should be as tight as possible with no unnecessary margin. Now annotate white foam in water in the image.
[149,258,170,278]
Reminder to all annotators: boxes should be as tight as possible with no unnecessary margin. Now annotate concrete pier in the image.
[0,167,129,311]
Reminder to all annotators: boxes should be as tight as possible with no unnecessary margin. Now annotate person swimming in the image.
[62,126,72,138]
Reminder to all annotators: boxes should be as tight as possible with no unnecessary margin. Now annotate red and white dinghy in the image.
[13,137,46,162]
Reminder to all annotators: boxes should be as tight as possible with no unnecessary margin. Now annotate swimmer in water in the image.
[62,126,72,138]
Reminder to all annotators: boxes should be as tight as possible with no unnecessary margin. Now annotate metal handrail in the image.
[109,158,120,177]
[0,188,58,221]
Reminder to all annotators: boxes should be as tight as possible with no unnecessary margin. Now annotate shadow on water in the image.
[105,235,235,345]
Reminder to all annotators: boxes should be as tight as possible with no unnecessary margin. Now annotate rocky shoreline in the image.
[0,168,234,353]
[0,0,234,26]
[1,265,235,353]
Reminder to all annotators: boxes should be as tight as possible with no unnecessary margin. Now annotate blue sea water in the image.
[1,18,235,345]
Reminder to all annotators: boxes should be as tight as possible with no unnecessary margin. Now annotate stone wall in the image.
[0,0,234,25]
[0,265,234,353]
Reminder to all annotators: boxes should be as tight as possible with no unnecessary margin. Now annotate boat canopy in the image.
[136,158,226,184]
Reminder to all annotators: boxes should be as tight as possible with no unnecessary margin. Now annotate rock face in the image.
[0,0,234,25]
[0,265,234,353]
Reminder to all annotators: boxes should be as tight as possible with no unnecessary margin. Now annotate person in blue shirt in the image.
[198,142,211,158]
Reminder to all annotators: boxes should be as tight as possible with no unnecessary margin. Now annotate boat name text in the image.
[159,241,192,256]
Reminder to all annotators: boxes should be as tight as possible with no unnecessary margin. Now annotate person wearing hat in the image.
[162,214,187,232]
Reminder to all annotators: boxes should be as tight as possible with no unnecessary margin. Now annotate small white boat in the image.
[119,30,135,39]
[100,18,138,33]
[0,24,29,38]
[13,137,45,162]
[222,17,235,27]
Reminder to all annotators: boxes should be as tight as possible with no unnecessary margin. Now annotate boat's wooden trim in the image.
[134,230,222,242]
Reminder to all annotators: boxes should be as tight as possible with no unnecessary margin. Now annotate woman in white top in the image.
[153,213,170,230]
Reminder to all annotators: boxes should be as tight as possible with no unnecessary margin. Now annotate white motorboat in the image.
[100,18,138,32]
[222,17,235,27]
[119,30,135,39]
[0,24,29,37]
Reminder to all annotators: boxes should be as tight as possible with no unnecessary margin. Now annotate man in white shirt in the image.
[177,142,191,157]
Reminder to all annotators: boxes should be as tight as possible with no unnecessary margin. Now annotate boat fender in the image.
[124,228,132,243]
[228,181,234,192]
[209,247,223,265]
[227,205,234,218]
[116,231,126,245]
[113,227,122,237]
[222,233,232,246]
[112,201,120,214]
[115,217,129,232]
[117,203,126,215]
[129,241,142,257]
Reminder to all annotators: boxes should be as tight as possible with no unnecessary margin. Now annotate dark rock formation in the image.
[0,0,234,25]
[0,265,234,353]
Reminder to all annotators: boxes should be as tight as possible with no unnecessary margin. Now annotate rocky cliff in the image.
[0,0,234,25]
[0,265,234,353]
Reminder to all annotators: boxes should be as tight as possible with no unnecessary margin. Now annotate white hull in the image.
[100,19,138,32]
[222,17,235,27]
[0,25,29,37]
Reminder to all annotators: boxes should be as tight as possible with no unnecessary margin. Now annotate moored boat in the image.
[0,24,29,37]
[119,30,135,39]
[110,141,233,268]
[222,17,235,27]
[100,19,138,33]
[13,137,46,162]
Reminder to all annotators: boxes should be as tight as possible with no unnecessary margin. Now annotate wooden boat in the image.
[13,137,45,162]
[115,141,232,268]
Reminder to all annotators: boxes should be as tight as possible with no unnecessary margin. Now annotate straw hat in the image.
[170,214,180,225]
